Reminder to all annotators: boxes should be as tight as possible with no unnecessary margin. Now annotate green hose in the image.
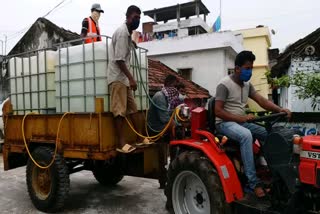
[133,50,169,112]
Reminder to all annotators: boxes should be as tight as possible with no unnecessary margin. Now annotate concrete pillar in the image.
[153,13,157,22]
[177,4,181,23]
[195,0,200,17]
[177,4,181,28]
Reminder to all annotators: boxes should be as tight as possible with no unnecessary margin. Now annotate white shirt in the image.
[107,23,133,86]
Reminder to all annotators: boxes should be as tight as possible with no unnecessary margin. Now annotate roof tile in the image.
[148,59,210,99]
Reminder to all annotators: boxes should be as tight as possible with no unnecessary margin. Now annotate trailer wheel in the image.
[165,151,231,214]
[26,146,70,212]
[92,160,124,186]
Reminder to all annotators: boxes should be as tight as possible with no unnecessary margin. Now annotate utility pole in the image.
[220,0,222,31]
[4,35,7,55]
[0,40,3,55]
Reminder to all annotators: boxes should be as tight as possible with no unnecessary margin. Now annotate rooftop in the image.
[234,26,272,47]
[148,59,210,99]
[144,0,210,22]
[271,27,320,77]
[9,17,80,55]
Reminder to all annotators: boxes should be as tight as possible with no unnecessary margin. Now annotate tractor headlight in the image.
[293,134,302,154]
[180,105,190,118]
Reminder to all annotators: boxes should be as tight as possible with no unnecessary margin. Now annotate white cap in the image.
[91,3,104,13]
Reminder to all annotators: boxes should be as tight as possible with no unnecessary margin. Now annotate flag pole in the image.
[220,0,222,31]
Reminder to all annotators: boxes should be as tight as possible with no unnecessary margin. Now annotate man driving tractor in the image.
[215,50,292,198]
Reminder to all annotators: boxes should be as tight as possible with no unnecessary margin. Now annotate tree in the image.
[290,71,320,110]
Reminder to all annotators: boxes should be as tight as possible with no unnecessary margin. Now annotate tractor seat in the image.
[207,97,240,153]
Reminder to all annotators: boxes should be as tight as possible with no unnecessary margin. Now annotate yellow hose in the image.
[22,112,73,169]
[175,108,188,122]
[125,106,188,140]
[125,110,175,140]
[143,108,163,141]
[22,106,186,167]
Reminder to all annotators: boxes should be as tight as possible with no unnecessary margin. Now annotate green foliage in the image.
[265,71,290,88]
[290,71,320,110]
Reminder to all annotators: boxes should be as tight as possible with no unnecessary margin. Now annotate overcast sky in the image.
[0,0,319,54]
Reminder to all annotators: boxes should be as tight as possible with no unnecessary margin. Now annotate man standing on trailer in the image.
[80,3,104,43]
[108,5,145,153]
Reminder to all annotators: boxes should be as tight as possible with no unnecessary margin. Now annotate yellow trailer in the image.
[3,103,168,212]
[2,38,168,212]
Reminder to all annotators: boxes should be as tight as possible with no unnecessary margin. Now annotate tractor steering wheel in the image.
[248,112,287,123]
[247,112,288,132]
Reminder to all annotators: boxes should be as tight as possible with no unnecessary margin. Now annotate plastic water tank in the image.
[9,50,56,114]
[55,41,148,113]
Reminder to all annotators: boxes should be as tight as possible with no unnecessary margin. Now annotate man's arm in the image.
[250,92,281,112]
[250,92,292,117]
[114,34,137,90]
[81,18,88,38]
[154,94,171,124]
[116,61,137,90]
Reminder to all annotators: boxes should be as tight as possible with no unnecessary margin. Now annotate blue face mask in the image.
[131,18,140,30]
[240,68,252,82]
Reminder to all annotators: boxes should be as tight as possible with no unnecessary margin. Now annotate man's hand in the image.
[239,114,255,123]
[132,41,138,49]
[280,108,292,119]
[129,78,137,91]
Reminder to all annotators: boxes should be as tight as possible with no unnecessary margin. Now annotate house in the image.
[9,17,80,55]
[271,27,320,112]
[234,26,273,111]
[148,58,210,108]
[142,0,211,40]
[139,1,243,96]
[0,17,80,101]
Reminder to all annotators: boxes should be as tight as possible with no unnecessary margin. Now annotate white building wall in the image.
[139,31,243,57]
[287,57,320,112]
[148,49,235,96]
[139,32,243,96]
[153,17,211,34]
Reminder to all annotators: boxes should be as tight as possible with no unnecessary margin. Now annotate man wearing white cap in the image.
[81,3,104,43]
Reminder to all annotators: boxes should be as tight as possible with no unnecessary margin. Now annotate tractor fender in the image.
[170,130,243,203]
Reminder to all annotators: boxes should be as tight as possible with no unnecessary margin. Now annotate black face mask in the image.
[130,18,140,30]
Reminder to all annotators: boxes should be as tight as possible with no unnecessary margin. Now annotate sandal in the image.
[136,138,154,147]
[254,183,270,198]
[116,144,136,153]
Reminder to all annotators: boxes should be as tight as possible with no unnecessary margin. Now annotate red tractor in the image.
[165,99,320,214]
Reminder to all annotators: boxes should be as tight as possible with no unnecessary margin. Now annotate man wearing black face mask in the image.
[107,5,143,153]
[214,51,291,198]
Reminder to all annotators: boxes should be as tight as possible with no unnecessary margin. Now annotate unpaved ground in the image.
[0,154,170,214]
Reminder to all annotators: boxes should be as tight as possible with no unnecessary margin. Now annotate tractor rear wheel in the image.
[92,160,124,186]
[26,146,70,212]
[165,151,231,214]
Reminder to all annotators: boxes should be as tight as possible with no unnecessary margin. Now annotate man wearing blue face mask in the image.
[215,51,291,198]
[108,5,143,153]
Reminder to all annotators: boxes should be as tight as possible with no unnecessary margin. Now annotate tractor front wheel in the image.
[26,146,70,212]
[165,151,231,214]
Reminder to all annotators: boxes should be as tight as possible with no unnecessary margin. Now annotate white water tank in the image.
[55,42,109,113]
[9,50,56,114]
[8,40,148,114]
[55,41,148,113]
